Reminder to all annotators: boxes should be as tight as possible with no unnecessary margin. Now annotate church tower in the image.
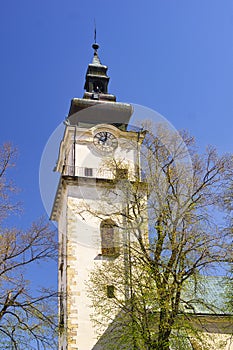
[51,42,145,350]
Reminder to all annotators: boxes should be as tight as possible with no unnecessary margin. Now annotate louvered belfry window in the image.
[100,220,118,256]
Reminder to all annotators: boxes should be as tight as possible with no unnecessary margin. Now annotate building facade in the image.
[51,42,146,350]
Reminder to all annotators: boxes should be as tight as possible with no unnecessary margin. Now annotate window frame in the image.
[84,167,93,177]
[100,219,119,257]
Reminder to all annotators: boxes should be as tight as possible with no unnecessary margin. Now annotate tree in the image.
[0,143,57,349]
[86,124,233,350]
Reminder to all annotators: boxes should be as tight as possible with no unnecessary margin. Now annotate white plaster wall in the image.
[63,125,140,181]
[73,143,137,174]
[55,124,147,349]
[65,178,127,350]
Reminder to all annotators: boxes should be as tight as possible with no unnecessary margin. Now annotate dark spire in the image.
[92,20,100,65]
[94,19,97,44]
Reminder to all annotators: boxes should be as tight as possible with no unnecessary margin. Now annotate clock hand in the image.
[100,132,107,144]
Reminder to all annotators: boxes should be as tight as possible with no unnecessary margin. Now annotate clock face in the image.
[93,131,118,153]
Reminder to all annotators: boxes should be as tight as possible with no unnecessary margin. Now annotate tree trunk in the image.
[156,328,171,350]
[155,309,173,350]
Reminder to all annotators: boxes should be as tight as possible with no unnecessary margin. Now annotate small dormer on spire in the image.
[83,42,116,102]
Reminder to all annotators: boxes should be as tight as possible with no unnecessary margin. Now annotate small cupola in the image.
[83,43,116,102]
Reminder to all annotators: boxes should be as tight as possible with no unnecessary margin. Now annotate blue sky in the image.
[0,0,232,287]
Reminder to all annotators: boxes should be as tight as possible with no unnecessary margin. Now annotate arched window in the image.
[100,220,119,257]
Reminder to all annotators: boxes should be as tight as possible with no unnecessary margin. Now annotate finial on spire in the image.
[92,42,99,52]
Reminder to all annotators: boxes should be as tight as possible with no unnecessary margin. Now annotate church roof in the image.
[181,275,230,315]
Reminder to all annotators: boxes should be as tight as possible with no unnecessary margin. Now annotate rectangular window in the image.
[101,221,120,257]
[102,226,115,256]
[84,168,93,177]
[107,285,115,298]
